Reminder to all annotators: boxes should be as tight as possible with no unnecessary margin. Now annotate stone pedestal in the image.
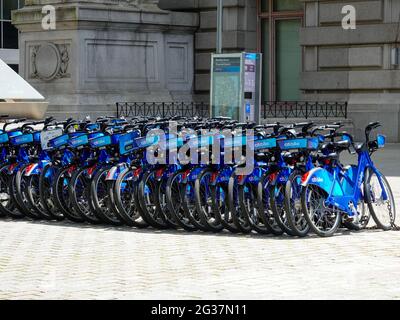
[12,0,198,119]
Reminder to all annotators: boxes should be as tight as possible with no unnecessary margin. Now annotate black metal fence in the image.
[262,101,348,119]
[116,101,348,120]
[116,102,209,118]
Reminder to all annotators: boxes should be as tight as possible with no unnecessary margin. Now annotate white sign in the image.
[0,58,44,100]
[41,128,63,150]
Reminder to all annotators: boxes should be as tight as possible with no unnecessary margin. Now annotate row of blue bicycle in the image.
[0,115,396,237]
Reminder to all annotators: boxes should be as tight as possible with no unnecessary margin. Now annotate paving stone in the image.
[0,145,399,299]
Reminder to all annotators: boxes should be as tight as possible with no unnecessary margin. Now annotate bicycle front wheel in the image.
[69,168,101,224]
[285,171,310,237]
[365,170,396,231]
[195,169,223,233]
[113,169,148,228]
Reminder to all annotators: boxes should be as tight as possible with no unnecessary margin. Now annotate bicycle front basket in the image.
[0,133,9,144]
[69,134,89,148]
[10,134,34,146]
[49,134,70,148]
[90,135,112,148]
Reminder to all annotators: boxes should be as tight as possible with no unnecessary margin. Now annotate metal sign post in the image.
[216,0,223,54]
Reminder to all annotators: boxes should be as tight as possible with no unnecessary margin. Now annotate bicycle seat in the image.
[354,142,365,151]
[319,153,339,162]
[333,140,350,151]
[255,153,267,161]
[282,151,294,159]
[366,122,381,132]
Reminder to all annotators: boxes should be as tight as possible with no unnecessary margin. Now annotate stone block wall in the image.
[300,0,400,141]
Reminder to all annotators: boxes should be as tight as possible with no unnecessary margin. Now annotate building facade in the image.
[7,0,400,141]
[0,0,24,72]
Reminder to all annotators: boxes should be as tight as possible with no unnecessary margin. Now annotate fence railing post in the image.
[325,102,328,119]
[305,101,308,119]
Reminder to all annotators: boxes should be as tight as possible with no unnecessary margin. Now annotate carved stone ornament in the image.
[31,43,70,81]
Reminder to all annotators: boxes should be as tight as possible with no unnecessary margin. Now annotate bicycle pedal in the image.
[343,215,354,223]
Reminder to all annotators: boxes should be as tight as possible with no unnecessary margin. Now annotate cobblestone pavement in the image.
[0,145,399,300]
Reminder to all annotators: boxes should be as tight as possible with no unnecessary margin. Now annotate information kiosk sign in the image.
[210,53,262,123]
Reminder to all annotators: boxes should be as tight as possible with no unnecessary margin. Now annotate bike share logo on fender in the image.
[284,142,301,148]
[312,177,323,183]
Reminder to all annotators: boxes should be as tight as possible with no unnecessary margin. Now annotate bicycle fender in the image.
[182,167,204,183]
[8,163,20,175]
[237,167,264,186]
[269,168,290,186]
[301,168,343,197]
[211,167,233,186]
[106,163,129,181]
[25,163,40,177]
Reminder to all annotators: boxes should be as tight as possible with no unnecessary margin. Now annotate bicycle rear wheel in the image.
[301,184,341,237]
[285,171,310,237]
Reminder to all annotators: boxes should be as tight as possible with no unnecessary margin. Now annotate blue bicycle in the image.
[300,122,396,237]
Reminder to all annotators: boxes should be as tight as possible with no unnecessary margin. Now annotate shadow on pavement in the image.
[0,216,389,241]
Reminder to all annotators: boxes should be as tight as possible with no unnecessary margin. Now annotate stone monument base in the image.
[13,0,197,119]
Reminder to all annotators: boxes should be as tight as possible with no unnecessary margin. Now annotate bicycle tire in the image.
[39,164,65,221]
[285,170,310,237]
[52,166,84,223]
[90,166,123,226]
[194,169,224,233]
[113,168,148,228]
[69,167,101,224]
[166,171,197,232]
[365,169,396,231]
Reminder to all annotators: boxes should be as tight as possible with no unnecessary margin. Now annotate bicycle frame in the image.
[302,148,388,216]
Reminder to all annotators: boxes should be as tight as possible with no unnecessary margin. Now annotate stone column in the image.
[12,0,198,119]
